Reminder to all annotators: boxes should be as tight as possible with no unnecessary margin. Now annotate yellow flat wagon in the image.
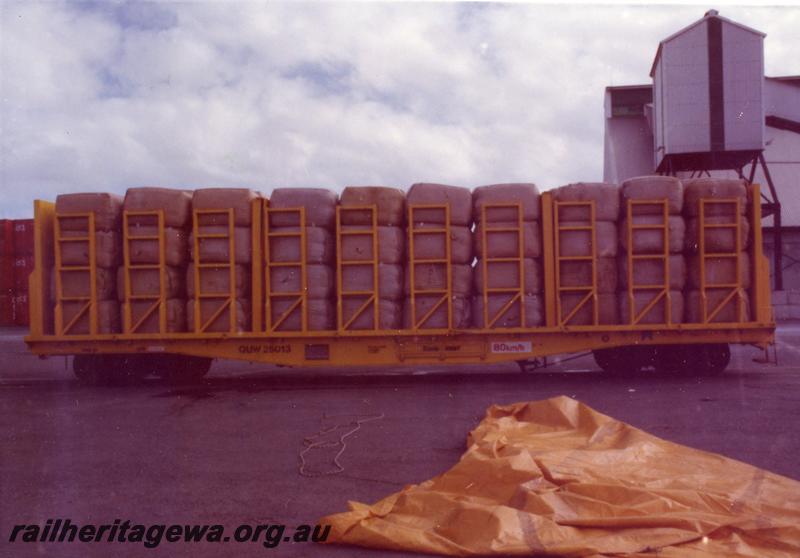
[25,186,775,383]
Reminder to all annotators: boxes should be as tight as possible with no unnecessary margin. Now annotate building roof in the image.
[649,10,766,77]
[767,76,800,86]
[605,84,651,92]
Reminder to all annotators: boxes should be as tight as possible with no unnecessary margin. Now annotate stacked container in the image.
[404,183,473,329]
[121,187,192,333]
[618,176,686,324]
[338,186,405,330]
[472,183,543,328]
[266,188,337,331]
[12,219,35,325]
[551,183,619,325]
[0,220,13,325]
[190,188,259,332]
[53,193,123,333]
[683,178,751,323]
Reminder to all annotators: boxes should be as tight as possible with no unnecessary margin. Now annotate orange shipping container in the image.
[13,219,35,255]
[0,294,13,325]
[14,255,34,293]
[0,254,14,292]
[13,293,29,326]
[0,219,14,255]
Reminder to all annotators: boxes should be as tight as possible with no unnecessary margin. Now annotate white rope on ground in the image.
[299,413,385,477]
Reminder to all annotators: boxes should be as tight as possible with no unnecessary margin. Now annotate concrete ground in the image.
[1,327,799,557]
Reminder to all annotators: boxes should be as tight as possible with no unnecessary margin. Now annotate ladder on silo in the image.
[191,208,238,333]
[336,205,380,331]
[623,199,672,325]
[407,204,453,330]
[479,202,526,328]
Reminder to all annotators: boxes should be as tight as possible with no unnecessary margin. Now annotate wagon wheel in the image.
[73,354,148,385]
[691,344,731,375]
[593,346,656,375]
[158,355,213,384]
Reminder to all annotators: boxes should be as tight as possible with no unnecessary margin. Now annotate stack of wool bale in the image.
[121,187,192,332]
[471,183,543,328]
[618,176,686,324]
[404,183,473,329]
[267,188,337,331]
[551,183,619,325]
[189,188,258,332]
[53,193,123,333]
[683,178,751,323]
[338,186,405,329]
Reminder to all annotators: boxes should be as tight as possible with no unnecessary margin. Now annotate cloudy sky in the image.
[0,2,797,218]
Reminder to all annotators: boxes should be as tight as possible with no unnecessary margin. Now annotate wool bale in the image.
[192,188,258,226]
[342,264,403,300]
[407,183,472,226]
[55,192,123,232]
[688,252,751,289]
[620,175,683,215]
[188,299,250,332]
[619,290,684,325]
[340,225,404,264]
[474,221,542,259]
[410,224,473,264]
[269,188,337,229]
[551,182,620,221]
[406,263,472,297]
[60,300,120,334]
[268,298,334,331]
[340,186,406,226]
[125,299,186,333]
[269,226,334,264]
[403,295,471,329]
[60,230,120,268]
[186,263,249,298]
[685,216,750,252]
[269,264,333,299]
[686,290,751,323]
[557,221,617,258]
[619,254,686,290]
[474,258,542,294]
[123,187,193,228]
[340,298,403,330]
[51,267,116,301]
[619,215,685,254]
[128,226,188,266]
[116,265,185,301]
[473,183,541,222]
[472,294,543,328]
[683,178,748,217]
[190,226,251,264]
[559,257,617,293]
[559,292,618,325]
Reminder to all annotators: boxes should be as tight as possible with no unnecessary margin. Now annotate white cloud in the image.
[1,2,797,217]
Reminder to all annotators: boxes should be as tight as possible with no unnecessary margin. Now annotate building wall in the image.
[721,23,764,150]
[656,22,710,161]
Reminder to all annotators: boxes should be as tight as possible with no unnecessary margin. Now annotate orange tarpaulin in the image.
[321,396,800,557]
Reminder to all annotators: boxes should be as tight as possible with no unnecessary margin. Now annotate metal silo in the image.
[651,10,765,173]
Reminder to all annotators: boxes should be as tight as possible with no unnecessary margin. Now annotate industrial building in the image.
[603,10,800,318]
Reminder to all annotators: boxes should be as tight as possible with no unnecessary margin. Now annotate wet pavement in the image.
[1,326,799,557]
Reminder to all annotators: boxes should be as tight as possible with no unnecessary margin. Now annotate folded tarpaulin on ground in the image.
[320,396,800,557]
